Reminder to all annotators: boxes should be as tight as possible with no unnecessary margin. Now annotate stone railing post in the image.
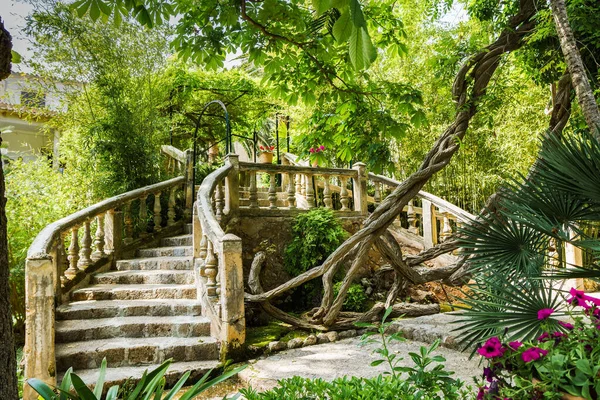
[225,154,240,215]
[184,149,194,221]
[565,230,585,290]
[219,233,245,359]
[23,257,56,400]
[104,209,123,265]
[352,162,368,215]
[192,201,203,276]
[421,199,438,249]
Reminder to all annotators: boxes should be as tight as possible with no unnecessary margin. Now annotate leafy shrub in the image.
[333,281,367,312]
[284,208,347,276]
[28,358,245,400]
[475,290,600,399]
[5,159,89,340]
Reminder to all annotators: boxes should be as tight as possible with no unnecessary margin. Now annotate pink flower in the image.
[259,145,265,150]
[477,386,487,400]
[319,145,325,151]
[309,148,315,153]
[508,341,522,350]
[521,347,548,363]
[558,321,574,330]
[552,331,566,340]
[477,337,506,358]
[537,308,554,320]
[537,332,549,342]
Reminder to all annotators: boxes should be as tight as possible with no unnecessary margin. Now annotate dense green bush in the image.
[284,208,347,276]
[5,159,89,341]
[333,281,368,312]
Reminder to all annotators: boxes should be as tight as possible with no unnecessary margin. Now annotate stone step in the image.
[162,234,192,247]
[92,270,195,285]
[71,284,196,301]
[184,223,193,234]
[56,300,202,320]
[55,315,211,343]
[58,360,221,391]
[116,256,193,271]
[56,336,219,371]
[137,246,193,258]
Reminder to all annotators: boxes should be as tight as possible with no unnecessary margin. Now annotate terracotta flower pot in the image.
[531,379,586,400]
[258,152,274,164]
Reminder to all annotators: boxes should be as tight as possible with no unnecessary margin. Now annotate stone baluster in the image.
[374,182,381,206]
[323,175,333,209]
[91,213,106,261]
[205,239,218,297]
[301,174,307,196]
[268,172,277,209]
[295,173,302,198]
[215,182,224,220]
[58,232,69,285]
[248,171,259,208]
[305,174,315,208]
[153,192,162,232]
[123,201,133,244]
[167,186,177,226]
[340,177,349,211]
[287,173,296,209]
[139,195,148,237]
[199,234,208,276]
[407,200,419,234]
[440,213,452,242]
[65,227,80,279]
[421,199,437,248]
[78,220,92,269]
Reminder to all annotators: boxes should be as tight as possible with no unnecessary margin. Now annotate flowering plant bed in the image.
[476,289,600,400]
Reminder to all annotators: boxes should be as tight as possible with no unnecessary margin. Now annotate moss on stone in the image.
[246,321,292,348]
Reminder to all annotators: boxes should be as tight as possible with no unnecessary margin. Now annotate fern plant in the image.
[456,131,600,348]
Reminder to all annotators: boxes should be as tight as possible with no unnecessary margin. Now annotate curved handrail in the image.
[368,172,475,222]
[161,145,186,163]
[196,163,232,245]
[28,176,185,259]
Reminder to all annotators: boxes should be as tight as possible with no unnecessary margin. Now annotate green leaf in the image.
[93,358,107,398]
[163,371,191,400]
[106,386,119,400]
[313,0,333,15]
[348,26,376,70]
[370,359,385,366]
[26,379,57,400]
[71,374,98,400]
[11,50,21,63]
[59,368,73,400]
[333,11,353,43]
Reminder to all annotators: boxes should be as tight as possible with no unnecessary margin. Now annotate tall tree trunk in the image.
[0,17,19,400]
[550,0,600,139]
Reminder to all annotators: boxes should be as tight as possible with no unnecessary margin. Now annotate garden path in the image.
[237,334,481,392]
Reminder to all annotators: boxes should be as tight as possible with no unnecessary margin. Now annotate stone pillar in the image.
[23,257,56,400]
[352,163,368,215]
[225,154,239,216]
[219,234,245,360]
[104,209,123,265]
[184,149,194,221]
[565,235,585,291]
[422,199,437,249]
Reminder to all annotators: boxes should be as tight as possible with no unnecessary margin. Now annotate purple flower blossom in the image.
[319,145,325,151]
[537,332,549,342]
[483,366,494,382]
[558,321,574,330]
[477,337,506,358]
[537,308,554,320]
[508,341,522,351]
[521,347,548,363]
[309,148,315,153]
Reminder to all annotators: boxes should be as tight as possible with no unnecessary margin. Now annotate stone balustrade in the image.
[193,155,245,360]
[367,173,476,248]
[23,176,188,395]
[161,145,194,220]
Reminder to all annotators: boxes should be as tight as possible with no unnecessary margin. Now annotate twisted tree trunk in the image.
[550,0,600,138]
[0,17,19,400]
[245,0,539,328]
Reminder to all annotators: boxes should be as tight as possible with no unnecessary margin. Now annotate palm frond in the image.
[458,211,548,279]
[535,131,600,204]
[453,280,566,350]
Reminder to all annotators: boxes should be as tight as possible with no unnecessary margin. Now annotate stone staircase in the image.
[54,224,220,387]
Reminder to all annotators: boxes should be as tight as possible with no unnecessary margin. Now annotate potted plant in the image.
[258,145,275,163]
